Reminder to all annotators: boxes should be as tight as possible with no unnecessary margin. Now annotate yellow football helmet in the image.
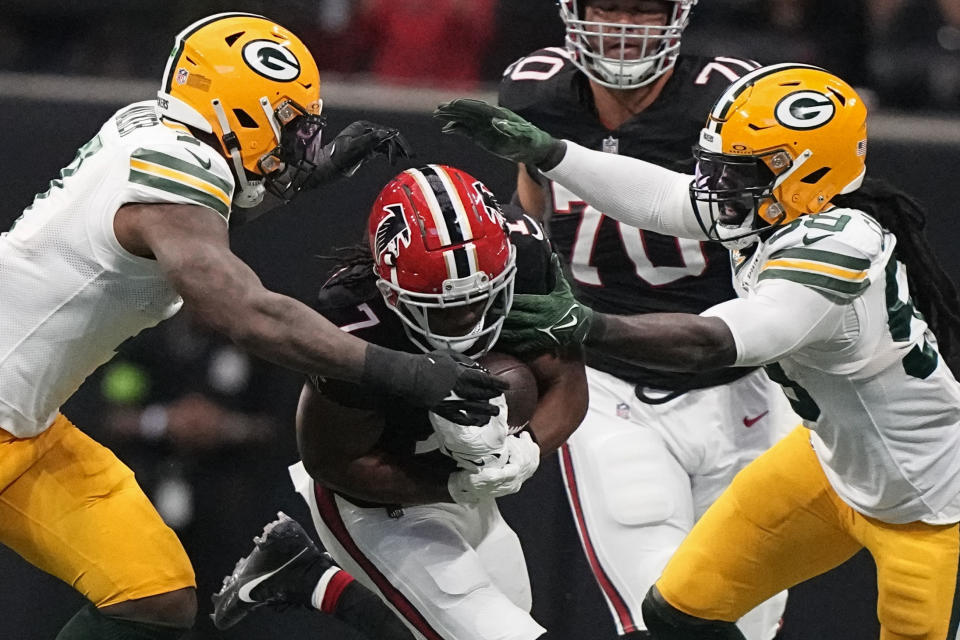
[690,63,868,248]
[157,13,324,207]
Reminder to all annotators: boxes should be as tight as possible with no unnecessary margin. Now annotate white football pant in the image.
[559,366,796,639]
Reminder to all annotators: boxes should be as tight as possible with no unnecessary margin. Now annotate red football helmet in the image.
[368,165,516,356]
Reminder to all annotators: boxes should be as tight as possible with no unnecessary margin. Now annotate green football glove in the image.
[433,99,566,170]
[499,255,595,354]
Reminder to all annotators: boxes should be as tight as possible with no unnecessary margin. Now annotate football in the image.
[477,352,538,428]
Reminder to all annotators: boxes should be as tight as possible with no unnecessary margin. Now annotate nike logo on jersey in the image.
[237,548,309,603]
[743,411,769,427]
[186,149,212,170]
[801,233,829,246]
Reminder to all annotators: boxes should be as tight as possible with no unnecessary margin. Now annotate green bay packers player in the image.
[0,13,507,640]
[434,64,960,639]
[499,2,791,638]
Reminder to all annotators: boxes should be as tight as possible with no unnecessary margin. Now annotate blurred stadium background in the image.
[0,1,957,638]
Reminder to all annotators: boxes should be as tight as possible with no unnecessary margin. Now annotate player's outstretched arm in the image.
[502,255,735,371]
[435,99,704,240]
[114,202,506,413]
[434,99,566,169]
[586,312,738,372]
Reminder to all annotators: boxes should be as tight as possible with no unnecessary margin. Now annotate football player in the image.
[495,1,791,637]
[0,14,507,640]
[434,65,960,639]
[211,165,588,640]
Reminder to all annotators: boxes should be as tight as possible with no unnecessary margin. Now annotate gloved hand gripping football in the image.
[429,394,511,471]
[447,431,541,505]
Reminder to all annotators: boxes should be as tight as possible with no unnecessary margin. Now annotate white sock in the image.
[310,564,344,611]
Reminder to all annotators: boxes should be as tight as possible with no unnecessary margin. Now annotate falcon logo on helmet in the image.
[157,13,326,211]
[373,204,412,267]
[472,180,505,225]
[368,165,517,356]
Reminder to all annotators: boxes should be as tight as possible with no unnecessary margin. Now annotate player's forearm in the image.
[527,353,588,456]
[176,252,368,380]
[318,454,454,506]
[542,141,705,240]
[223,289,369,381]
[586,312,737,371]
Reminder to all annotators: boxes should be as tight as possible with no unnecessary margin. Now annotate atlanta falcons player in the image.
[213,165,587,640]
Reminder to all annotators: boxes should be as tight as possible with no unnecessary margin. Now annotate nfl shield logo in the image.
[616,402,630,419]
[602,136,619,154]
[176,68,189,85]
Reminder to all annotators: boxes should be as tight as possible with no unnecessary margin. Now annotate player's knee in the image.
[641,586,745,640]
[100,586,197,629]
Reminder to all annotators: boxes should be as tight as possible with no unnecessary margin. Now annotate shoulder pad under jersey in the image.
[117,105,235,221]
[757,208,890,299]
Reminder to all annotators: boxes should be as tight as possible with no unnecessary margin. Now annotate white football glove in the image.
[430,394,510,471]
[446,432,541,505]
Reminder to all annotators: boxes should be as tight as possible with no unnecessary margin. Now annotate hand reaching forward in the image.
[433,99,566,169]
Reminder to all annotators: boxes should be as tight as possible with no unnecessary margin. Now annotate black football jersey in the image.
[500,50,761,390]
[311,205,553,486]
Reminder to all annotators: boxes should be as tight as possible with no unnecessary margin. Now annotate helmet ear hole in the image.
[233,109,258,128]
[801,167,831,184]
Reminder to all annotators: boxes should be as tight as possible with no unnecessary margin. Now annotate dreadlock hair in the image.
[320,243,376,289]
[833,177,960,375]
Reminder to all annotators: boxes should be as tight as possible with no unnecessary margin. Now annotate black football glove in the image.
[304,120,413,190]
[361,345,509,425]
[433,99,566,170]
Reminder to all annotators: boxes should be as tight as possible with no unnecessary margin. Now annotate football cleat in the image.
[211,511,338,630]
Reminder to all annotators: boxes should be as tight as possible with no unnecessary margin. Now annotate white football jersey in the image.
[720,208,960,525]
[0,100,234,437]
[543,141,960,524]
